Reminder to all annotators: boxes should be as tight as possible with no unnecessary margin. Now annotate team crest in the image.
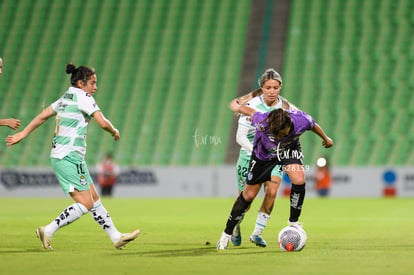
[247,172,253,181]
[80,175,87,185]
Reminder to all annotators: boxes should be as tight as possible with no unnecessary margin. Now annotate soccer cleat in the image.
[250,234,267,247]
[231,234,242,246]
[216,232,231,250]
[113,229,141,249]
[36,226,53,250]
[231,224,242,246]
[288,220,304,229]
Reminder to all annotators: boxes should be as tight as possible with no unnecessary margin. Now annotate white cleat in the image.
[113,229,141,249]
[36,226,53,250]
[216,232,231,250]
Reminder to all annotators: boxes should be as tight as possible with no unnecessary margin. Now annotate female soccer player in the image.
[0,57,21,130]
[217,98,333,250]
[5,64,140,250]
[232,68,299,248]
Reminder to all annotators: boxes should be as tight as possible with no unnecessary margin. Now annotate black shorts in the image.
[246,152,303,185]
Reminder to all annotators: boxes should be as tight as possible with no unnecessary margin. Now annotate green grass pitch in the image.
[0,197,413,274]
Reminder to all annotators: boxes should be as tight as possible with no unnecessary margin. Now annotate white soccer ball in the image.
[278,225,307,252]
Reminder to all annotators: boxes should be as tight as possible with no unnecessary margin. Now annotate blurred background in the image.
[0,0,413,197]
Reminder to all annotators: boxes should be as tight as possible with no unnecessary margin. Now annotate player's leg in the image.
[286,165,306,226]
[37,189,92,250]
[217,184,261,250]
[250,171,282,247]
[232,154,250,246]
[89,184,121,241]
[88,179,140,249]
[226,184,261,236]
[41,157,138,250]
[217,155,274,250]
[231,199,243,246]
[38,158,94,250]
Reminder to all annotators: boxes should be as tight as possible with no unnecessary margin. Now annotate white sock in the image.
[44,203,88,236]
[252,212,270,235]
[90,199,121,242]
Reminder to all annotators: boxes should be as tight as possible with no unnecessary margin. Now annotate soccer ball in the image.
[278,225,307,252]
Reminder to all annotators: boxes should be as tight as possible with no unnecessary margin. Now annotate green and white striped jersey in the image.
[50,87,100,159]
[237,95,283,155]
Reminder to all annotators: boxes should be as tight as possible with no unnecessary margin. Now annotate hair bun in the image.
[66,63,77,74]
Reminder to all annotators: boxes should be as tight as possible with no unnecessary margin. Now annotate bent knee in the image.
[84,202,94,210]
[265,185,279,197]
[287,173,305,185]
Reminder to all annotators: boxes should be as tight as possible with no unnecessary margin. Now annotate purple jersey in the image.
[251,109,315,161]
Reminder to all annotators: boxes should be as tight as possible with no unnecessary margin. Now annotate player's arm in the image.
[236,124,253,153]
[311,123,334,148]
[229,98,257,117]
[92,111,120,141]
[5,106,56,146]
[0,118,21,130]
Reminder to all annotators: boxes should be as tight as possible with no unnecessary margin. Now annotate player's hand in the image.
[229,99,242,113]
[5,118,21,130]
[112,129,120,141]
[5,132,25,146]
[322,137,333,148]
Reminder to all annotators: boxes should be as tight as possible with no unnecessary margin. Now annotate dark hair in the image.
[66,63,95,86]
[265,109,292,137]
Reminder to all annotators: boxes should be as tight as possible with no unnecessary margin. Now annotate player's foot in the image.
[231,234,242,246]
[288,220,304,229]
[36,226,53,250]
[231,224,242,246]
[216,232,231,250]
[113,229,140,249]
[250,234,267,247]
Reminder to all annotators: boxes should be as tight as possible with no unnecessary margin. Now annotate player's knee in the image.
[288,173,305,185]
[242,190,256,202]
[266,185,278,197]
[83,201,94,210]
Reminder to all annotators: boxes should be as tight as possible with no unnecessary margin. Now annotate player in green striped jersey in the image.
[6,64,139,250]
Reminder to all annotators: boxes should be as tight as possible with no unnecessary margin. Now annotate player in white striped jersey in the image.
[6,63,139,250]
[232,68,298,248]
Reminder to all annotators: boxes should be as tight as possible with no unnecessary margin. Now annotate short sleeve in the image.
[303,112,315,129]
[251,112,266,125]
[251,112,268,131]
[294,110,315,130]
[50,98,61,113]
[78,93,100,116]
[289,109,315,132]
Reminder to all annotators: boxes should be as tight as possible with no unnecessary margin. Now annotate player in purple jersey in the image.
[217,98,333,250]
[250,110,316,161]
[232,69,298,248]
